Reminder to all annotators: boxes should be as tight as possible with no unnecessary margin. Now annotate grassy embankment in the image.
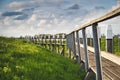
[0,36,86,80]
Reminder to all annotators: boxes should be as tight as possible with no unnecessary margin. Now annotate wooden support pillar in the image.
[76,30,81,63]
[73,32,77,59]
[92,23,103,80]
[58,45,60,53]
[49,38,51,51]
[54,36,57,52]
[52,44,54,51]
[69,48,71,58]
[61,45,65,56]
[98,27,101,48]
[45,39,47,48]
[106,25,113,53]
[42,36,43,45]
[82,28,89,72]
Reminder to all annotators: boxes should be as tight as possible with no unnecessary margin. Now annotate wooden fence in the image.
[79,35,120,53]
[24,7,120,80]
[66,7,120,80]
[29,34,66,56]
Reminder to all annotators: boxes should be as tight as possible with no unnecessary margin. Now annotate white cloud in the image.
[7,1,30,9]
[1,0,119,37]
[3,17,13,26]
[37,19,47,26]
[6,0,64,10]
[27,14,37,24]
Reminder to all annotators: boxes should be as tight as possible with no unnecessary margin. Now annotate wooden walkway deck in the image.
[79,47,120,80]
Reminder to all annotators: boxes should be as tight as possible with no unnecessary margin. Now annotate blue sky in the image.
[0,0,119,37]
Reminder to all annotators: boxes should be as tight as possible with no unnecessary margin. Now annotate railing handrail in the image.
[68,7,120,34]
[66,7,120,80]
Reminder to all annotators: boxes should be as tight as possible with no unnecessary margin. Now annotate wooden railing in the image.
[28,34,66,55]
[66,7,120,80]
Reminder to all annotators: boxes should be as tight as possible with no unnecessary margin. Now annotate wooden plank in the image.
[72,7,120,32]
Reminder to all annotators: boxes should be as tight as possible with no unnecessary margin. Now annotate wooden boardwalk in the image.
[80,47,120,80]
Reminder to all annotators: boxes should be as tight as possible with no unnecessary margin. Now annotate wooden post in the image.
[38,35,40,45]
[98,27,101,48]
[92,23,103,80]
[57,35,60,53]
[44,35,46,48]
[69,48,71,58]
[54,35,57,52]
[61,45,65,56]
[52,35,55,52]
[76,30,81,63]
[73,32,77,59]
[52,35,54,51]
[45,36,47,49]
[48,35,50,50]
[82,28,89,72]
[42,35,43,46]
[106,25,113,53]
[50,35,52,51]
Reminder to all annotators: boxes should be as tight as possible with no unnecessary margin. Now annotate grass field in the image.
[0,36,86,80]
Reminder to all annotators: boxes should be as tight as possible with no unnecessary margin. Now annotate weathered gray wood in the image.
[58,45,60,53]
[66,33,75,53]
[74,7,120,31]
[69,49,71,58]
[76,31,81,63]
[82,28,89,72]
[92,23,103,80]
[49,37,52,50]
[73,32,77,59]
[54,35,57,52]
[62,45,65,56]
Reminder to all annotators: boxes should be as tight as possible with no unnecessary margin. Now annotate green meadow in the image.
[0,36,86,80]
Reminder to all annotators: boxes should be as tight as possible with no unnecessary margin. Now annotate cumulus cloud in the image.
[0,0,118,37]
[37,20,47,26]
[6,0,64,10]
[7,1,33,9]
[27,14,37,24]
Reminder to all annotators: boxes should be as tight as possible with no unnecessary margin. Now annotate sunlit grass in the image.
[0,36,86,80]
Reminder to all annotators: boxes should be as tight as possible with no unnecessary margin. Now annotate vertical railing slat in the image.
[76,30,81,63]
[92,23,102,80]
[82,28,89,72]
[73,32,77,59]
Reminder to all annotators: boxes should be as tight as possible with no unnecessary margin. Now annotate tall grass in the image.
[0,36,86,80]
